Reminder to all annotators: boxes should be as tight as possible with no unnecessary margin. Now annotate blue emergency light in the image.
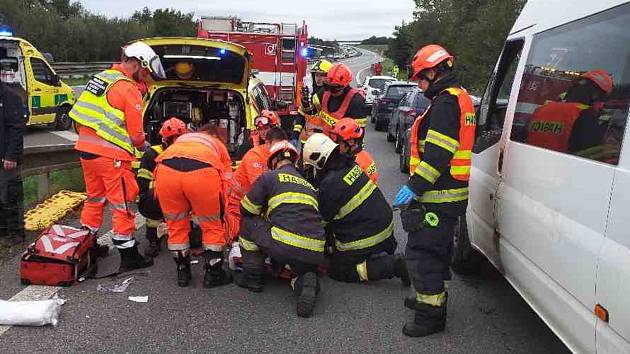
[219,48,227,55]
[0,25,13,37]
[300,47,309,57]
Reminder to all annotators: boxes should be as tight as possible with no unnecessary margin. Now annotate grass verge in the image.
[62,77,89,86]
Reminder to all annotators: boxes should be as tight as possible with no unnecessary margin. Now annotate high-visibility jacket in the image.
[70,69,138,157]
[240,164,325,265]
[408,86,475,210]
[319,88,367,128]
[526,101,589,153]
[137,144,163,189]
[318,161,395,257]
[229,144,270,206]
[355,150,378,184]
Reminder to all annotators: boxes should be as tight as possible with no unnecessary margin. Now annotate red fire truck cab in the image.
[198,17,308,119]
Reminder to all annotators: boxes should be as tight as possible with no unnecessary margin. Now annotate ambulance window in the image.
[473,39,523,153]
[30,58,55,85]
[510,3,630,165]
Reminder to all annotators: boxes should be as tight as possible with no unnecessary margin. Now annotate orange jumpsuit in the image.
[154,133,231,252]
[355,150,379,184]
[226,144,270,241]
[75,64,145,243]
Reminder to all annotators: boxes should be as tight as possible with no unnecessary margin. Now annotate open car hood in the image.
[137,37,251,92]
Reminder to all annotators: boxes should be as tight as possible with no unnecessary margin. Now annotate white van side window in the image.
[473,39,523,153]
[510,3,630,165]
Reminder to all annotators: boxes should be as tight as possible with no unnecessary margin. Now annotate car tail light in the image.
[379,97,393,106]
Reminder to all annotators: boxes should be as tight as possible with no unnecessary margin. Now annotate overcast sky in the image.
[77,0,415,40]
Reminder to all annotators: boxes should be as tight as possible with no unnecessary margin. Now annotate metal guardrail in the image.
[23,144,80,201]
[51,62,113,78]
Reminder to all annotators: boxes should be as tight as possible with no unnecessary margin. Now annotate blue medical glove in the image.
[393,185,417,208]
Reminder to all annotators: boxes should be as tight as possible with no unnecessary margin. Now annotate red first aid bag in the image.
[20,225,97,286]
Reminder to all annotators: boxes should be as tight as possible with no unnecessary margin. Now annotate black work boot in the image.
[234,270,264,293]
[144,227,161,258]
[395,254,411,287]
[292,272,319,318]
[402,302,447,337]
[203,250,232,288]
[119,245,154,273]
[175,251,192,287]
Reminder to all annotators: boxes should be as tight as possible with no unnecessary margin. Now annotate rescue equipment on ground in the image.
[24,190,87,231]
[20,225,97,286]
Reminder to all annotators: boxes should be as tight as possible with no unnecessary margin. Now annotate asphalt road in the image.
[0,52,569,353]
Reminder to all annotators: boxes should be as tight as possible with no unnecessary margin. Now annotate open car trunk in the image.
[144,87,252,160]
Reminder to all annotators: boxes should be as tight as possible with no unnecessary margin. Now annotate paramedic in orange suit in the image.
[69,41,166,272]
[154,126,233,288]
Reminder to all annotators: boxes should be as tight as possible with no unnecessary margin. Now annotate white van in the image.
[454,1,630,353]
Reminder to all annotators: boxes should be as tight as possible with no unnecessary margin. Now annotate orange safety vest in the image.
[355,150,378,184]
[320,88,362,127]
[526,101,589,153]
[409,87,475,181]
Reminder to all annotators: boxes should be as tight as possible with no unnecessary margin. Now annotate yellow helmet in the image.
[310,59,333,74]
[175,62,194,79]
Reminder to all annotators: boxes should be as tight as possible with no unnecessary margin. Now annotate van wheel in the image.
[386,127,395,142]
[54,105,72,131]
[451,215,481,275]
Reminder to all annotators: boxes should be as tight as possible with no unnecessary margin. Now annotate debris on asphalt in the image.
[0,296,66,327]
[128,296,148,303]
[97,276,134,293]
[190,260,199,265]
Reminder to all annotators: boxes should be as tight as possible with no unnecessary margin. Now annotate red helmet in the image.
[267,140,299,169]
[581,69,613,95]
[254,110,280,128]
[410,44,454,81]
[159,117,187,139]
[327,63,353,87]
[331,118,363,142]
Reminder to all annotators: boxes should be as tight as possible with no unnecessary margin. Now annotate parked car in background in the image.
[371,81,416,131]
[387,88,430,152]
[362,75,395,107]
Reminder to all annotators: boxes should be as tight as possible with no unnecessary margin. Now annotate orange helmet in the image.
[410,44,454,81]
[159,117,187,139]
[331,118,363,142]
[327,63,353,87]
[254,110,280,128]
[581,69,613,95]
[267,140,299,169]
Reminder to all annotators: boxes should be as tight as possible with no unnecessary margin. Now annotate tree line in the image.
[386,0,526,93]
[0,0,196,62]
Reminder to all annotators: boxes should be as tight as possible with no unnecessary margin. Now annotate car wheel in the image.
[394,128,402,153]
[54,105,72,131]
[451,215,482,275]
[386,125,395,142]
[399,138,408,173]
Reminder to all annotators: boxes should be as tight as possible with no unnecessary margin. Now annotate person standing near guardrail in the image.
[69,41,166,272]
[0,49,27,247]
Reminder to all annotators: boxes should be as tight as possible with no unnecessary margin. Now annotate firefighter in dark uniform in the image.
[0,52,27,247]
[292,63,368,146]
[302,133,409,285]
[136,117,187,257]
[236,140,325,318]
[393,44,476,337]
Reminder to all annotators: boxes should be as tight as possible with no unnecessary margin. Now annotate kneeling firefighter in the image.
[392,44,476,337]
[154,127,232,287]
[302,133,408,285]
[237,141,325,318]
[330,118,379,183]
[136,117,187,257]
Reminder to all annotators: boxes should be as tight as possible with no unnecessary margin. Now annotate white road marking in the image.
[0,213,145,336]
[51,130,78,142]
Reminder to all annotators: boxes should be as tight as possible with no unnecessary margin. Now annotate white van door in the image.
[468,37,524,267]
[495,4,630,352]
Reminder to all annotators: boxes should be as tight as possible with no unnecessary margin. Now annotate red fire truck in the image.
[197,17,309,117]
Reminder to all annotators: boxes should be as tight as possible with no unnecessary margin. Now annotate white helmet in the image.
[303,133,338,170]
[123,41,166,79]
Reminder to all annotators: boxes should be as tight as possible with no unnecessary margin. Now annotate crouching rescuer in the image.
[136,118,187,257]
[392,44,476,337]
[302,133,408,285]
[236,141,325,318]
[69,41,166,271]
[154,128,233,288]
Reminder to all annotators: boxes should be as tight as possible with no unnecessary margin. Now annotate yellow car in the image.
[137,37,257,160]
[0,35,75,129]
